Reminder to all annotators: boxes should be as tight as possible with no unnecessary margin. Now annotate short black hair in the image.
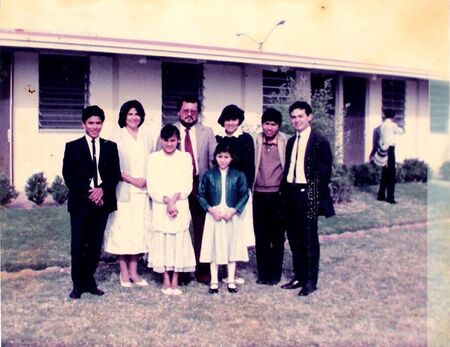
[118,100,146,128]
[177,95,201,113]
[82,105,105,123]
[384,109,396,119]
[160,124,180,140]
[289,101,312,116]
[261,107,282,125]
[212,140,236,167]
[217,104,245,126]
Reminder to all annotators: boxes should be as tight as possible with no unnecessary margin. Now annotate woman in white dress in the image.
[146,125,196,295]
[104,100,154,287]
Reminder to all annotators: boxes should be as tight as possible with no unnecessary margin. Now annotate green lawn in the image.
[0,182,439,271]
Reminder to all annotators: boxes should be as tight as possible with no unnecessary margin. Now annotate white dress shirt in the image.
[286,126,311,184]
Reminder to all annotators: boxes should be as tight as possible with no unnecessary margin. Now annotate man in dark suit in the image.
[280,101,335,296]
[62,105,121,299]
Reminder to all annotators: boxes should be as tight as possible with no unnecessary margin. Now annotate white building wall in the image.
[12,51,81,190]
[241,65,263,134]
[203,63,243,133]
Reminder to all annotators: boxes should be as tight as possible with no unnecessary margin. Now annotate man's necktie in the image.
[184,128,196,175]
[91,138,99,187]
[292,134,300,183]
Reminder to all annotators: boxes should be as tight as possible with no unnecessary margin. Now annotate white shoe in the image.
[132,278,149,287]
[120,275,132,288]
[161,288,173,295]
[235,277,245,285]
[172,288,183,296]
[222,277,245,285]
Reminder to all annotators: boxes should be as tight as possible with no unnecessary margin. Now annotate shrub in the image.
[48,175,69,205]
[439,161,450,181]
[400,159,429,183]
[24,172,48,205]
[396,163,407,183]
[350,163,381,186]
[0,173,19,206]
[330,163,353,203]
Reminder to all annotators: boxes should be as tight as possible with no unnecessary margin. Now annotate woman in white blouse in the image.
[104,100,154,287]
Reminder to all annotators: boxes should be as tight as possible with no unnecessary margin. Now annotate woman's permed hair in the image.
[118,100,146,128]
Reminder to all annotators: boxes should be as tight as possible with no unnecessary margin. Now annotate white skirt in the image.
[200,206,249,265]
[240,191,255,247]
[147,228,196,273]
[104,193,151,255]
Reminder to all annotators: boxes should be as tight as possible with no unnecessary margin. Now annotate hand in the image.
[89,187,104,205]
[166,201,178,218]
[208,207,223,222]
[222,208,237,222]
[132,177,147,189]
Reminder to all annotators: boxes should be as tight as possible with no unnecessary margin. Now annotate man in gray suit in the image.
[174,96,216,283]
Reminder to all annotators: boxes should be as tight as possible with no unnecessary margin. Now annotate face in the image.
[262,121,280,140]
[178,101,199,127]
[216,152,232,170]
[290,108,312,133]
[83,115,103,139]
[224,118,240,135]
[125,107,141,130]
[161,134,179,155]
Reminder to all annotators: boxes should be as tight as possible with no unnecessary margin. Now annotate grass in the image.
[0,182,434,271]
[1,181,448,345]
[1,227,429,346]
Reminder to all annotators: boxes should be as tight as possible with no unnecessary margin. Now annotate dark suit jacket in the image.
[281,129,335,218]
[198,167,249,214]
[62,136,121,213]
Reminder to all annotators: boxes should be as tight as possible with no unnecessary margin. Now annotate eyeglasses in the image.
[181,109,198,115]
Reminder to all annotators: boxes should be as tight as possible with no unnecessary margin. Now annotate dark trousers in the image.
[378,146,396,202]
[189,175,210,282]
[284,185,320,287]
[70,203,109,291]
[253,191,285,282]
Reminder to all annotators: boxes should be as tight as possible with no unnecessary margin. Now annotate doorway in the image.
[343,77,366,165]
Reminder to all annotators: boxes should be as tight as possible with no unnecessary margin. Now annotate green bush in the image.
[25,172,48,205]
[350,163,381,186]
[47,175,69,205]
[396,163,407,183]
[439,161,450,181]
[400,159,429,183]
[0,173,19,206]
[330,163,353,203]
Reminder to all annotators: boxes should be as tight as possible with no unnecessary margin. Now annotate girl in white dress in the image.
[146,125,196,295]
[198,142,249,294]
[104,100,154,288]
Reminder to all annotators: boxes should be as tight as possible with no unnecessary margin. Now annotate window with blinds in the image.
[262,69,296,111]
[161,62,203,125]
[382,79,405,124]
[430,80,449,134]
[39,54,89,129]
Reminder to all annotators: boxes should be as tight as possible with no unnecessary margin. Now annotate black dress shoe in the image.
[208,287,219,294]
[227,284,238,293]
[69,289,82,299]
[377,197,385,201]
[266,279,280,286]
[256,278,267,285]
[86,288,105,296]
[386,199,397,204]
[281,279,302,289]
[298,284,317,297]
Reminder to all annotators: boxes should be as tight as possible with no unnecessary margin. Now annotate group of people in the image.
[62,96,335,299]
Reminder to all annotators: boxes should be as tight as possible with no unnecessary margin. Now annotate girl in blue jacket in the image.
[198,141,249,294]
